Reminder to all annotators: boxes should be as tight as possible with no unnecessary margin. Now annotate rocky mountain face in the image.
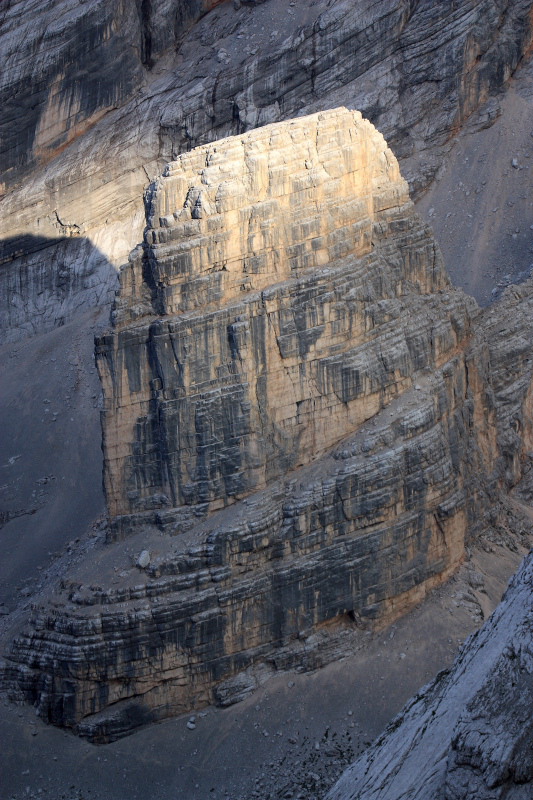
[3,108,533,745]
[323,281,533,800]
[2,2,533,794]
[0,0,226,189]
[99,107,447,521]
[327,528,533,800]
[0,0,226,342]
[2,0,532,341]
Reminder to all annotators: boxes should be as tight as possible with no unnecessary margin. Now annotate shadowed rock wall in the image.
[0,0,227,189]
[322,280,533,800]
[0,235,118,342]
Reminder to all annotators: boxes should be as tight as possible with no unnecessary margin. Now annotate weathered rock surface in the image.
[326,544,533,800]
[3,0,531,194]
[2,0,532,340]
[0,0,225,341]
[324,278,533,800]
[3,108,527,742]
[0,0,225,189]
[0,235,118,343]
[99,107,452,520]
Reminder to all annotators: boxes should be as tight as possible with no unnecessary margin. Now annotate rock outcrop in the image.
[2,0,532,340]
[324,278,533,800]
[99,107,453,521]
[3,108,524,741]
[326,546,533,800]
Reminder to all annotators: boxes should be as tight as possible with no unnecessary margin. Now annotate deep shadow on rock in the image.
[0,234,119,606]
[0,234,119,343]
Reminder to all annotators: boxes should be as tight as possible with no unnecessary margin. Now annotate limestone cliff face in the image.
[2,0,532,341]
[99,108,444,520]
[322,281,533,799]
[0,0,226,341]
[2,109,506,741]
[2,0,530,193]
[0,0,224,189]
[320,281,533,800]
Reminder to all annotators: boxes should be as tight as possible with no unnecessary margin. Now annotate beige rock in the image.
[98,108,439,519]
[5,110,533,744]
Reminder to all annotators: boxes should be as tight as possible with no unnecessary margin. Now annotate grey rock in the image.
[2,0,532,339]
[326,549,533,800]
[6,110,533,744]
[136,550,150,569]
[0,236,118,344]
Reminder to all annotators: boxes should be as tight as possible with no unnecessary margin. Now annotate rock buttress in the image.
[98,108,450,521]
[2,109,503,740]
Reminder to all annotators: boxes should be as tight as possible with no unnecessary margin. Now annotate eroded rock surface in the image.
[2,0,532,340]
[0,0,225,188]
[3,109,528,742]
[326,545,533,800]
[324,278,533,800]
[100,108,449,520]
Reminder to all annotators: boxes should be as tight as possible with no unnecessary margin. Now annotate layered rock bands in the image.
[3,109,533,741]
[2,0,533,341]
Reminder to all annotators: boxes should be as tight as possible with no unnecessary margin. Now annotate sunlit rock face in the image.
[99,108,447,520]
[2,109,500,741]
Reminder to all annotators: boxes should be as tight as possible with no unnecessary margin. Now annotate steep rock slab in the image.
[326,546,533,800]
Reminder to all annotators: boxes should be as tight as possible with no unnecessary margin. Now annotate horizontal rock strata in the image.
[2,0,532,339]
[323,279,533,800]
[99,108,446,519]
[2,108,519,741]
